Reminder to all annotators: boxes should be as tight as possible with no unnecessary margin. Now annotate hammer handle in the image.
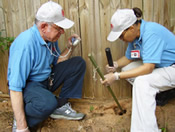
[105,48,114,67]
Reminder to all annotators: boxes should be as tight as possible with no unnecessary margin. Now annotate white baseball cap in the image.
[36,1,74,29]
[107,9,137,42]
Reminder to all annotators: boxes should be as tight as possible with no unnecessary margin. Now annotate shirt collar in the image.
[138,19,145,42]
[32,24,47,46]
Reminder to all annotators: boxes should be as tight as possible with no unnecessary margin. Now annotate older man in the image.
[8,1,86,132]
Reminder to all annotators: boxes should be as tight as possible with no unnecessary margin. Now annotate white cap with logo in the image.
[107,9,137,42]
[36,1,74,29]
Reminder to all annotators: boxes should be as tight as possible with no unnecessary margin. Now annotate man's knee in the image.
[74,56,86,69]
[71,56,86,73]
[25,95,58,118]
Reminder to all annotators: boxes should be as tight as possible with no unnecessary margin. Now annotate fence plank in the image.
[24,0,35,28]
[40,0,49,5]
[2,0,14,37]
[79,0,95,98]
[121,0,131,8]
[63,0,81,57]
[163,0,170,29]
[55,0,69,52]
[0,51,8,94]
[33,0,41,16]
[143,0,154,21]
[153,0,164,25]
[18,0,28,33]
[132,0,142,9]
[0,0,6,36]
[11,0,21,37]
[100,0,121,98]
[169,0,175,33]
[0,0,8,94]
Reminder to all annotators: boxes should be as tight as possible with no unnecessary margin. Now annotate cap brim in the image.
[55,18,74,29]
[107,30,123,42]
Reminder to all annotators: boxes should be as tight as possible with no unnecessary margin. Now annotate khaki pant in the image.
[122,61,175,132]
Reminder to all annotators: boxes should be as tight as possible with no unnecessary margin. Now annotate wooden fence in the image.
[0,0,175,99]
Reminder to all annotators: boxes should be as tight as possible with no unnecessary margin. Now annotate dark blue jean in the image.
[23,57,86,127]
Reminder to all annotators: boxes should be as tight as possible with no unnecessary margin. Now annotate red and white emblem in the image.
[111,24,113,29]
[131,50,140,58]
[62,10,64,17]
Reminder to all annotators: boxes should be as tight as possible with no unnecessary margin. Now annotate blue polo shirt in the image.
[8,24,60,91]
[126,20,175,68]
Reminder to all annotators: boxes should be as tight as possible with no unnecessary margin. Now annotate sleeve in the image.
[142,33,165,64]
[8,48,32,91]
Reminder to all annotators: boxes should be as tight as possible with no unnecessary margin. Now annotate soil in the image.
[0,94,175,132]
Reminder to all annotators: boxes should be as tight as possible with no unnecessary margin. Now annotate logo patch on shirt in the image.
[131,50,140,58]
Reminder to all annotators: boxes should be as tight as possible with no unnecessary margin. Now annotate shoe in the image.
[12,118,17,132]
[50,102,85,120]
[156,88,175,106]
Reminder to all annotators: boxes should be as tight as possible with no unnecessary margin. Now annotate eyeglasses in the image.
[50,24,64,33]
[119,28,130,40]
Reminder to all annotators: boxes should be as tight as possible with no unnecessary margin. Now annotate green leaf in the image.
[0,31,15,52]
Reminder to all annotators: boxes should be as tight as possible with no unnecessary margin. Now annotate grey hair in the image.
[35,18,54,27]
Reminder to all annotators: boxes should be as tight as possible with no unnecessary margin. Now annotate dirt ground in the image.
[0,94,175,132]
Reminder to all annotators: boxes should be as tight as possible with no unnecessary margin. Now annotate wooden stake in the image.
[88,53,126,114]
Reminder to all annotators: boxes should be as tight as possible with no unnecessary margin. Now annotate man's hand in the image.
[57,34,81,63]
[105,61,118,73]
[68,34,81,49]
[101,72,120,86]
